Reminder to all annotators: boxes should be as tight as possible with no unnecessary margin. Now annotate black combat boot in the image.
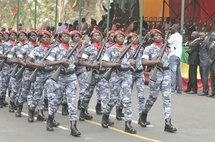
[9,101,15,112]
[101,114,109,128]
[116,106,123,120]
[43,98,48,111]
[70,120,81,137]
[125,121,136,134]
[0,98,3,108]
[79,108,93,121]
[108,119,114,126]
[52,119,60,127]
[95,100,102,115]
[2,96,8,106]
[28,108,35,122]
[37,110,46,121]
[16,104,23,117]
[138,112,150,127]
[77,100,81,110]
[46,115,54,131]
[164,118,177,133]
[62,103,69,116]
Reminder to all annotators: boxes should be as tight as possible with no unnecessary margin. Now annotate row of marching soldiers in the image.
[0,28,177,137]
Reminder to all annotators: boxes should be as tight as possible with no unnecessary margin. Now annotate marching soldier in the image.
[129,32,150,127]
[141,29,177,133]
[79,30,110,124]
[0,30,17,108]
[27,30,53,122]
[101,30,136,134]
[46,29,81,136]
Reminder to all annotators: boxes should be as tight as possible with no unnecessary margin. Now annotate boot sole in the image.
[164,129,177,133]
[125,129,137,134]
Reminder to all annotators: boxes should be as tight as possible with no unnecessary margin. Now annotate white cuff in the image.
[7,54,13,59]
[82,53,88,59]
[17,54,23,59]
[142,54,149,60]
[46,56,55,61]
[28,54,35,59]
[0,51,3,54]
[102,56,109,62]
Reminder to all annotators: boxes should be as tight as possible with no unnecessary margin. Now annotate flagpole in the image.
[55,0,58,32]
[34,0,37,30]
[78,0,82,32]
[106,0,110,37]
[139,0,144,42]
[17,0,20,32]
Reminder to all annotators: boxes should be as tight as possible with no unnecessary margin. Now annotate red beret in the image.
[90,29,103,37]
[18,30,27,36]
[70,30,83,37]
[28,30,38,35]
[127,32,138,37]
[107,30,115,36]
[0,32,3,36]
[114,30,125,37]
[150,29,162,35]
[4,32,9,35]
[60,29,70,36]
[40,30,51,37]
[9,30,17,35]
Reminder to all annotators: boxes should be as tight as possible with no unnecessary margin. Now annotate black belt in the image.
[162,66,169,70]
[118,68,130,71]
[132,70,143,73]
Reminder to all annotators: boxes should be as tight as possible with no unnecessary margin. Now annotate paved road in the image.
[0,85,214,142]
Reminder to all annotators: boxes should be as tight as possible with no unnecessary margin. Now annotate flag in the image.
[72,0,79,11]
[180,46,211,91]
[12,5,22,23]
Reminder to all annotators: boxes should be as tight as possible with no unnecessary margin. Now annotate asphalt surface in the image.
[0,85,214,142]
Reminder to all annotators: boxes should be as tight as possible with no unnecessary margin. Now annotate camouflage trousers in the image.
[17,70,32,105]
[29,73,50,110]
[9,77,21,103]
[81,72,109,113]
[143,70,172,119]
[76,72,87,102]
[0,66,12,99]
[47,76,77,121]
[131,72,145,113]
[103,71,132,121]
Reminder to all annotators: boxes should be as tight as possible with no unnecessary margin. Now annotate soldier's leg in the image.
[0,72,10,108]
[135,74,145,113]
[8,77,19,112]
[162,71,177,133]
[66,80,81,136]
[77,72,87,109]
[95,82,102,115]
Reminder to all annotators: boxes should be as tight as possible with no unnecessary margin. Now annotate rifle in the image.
[130,33,150,72]
[86,38,107,84]
[51,39,83,82]
[10,64,19,78]
[149,30,170,82]
[0,59,6,71]
[29,44,56,82]
[103,37,137,81]
[74,38,90,64]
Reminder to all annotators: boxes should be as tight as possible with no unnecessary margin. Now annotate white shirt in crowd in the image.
[168,32,182,58]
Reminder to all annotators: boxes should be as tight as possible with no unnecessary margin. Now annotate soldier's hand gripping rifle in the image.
[149,30,170,82]
[103,37,137,81]
[86,38,107,84]
[29,44,56,82]
[130,33,150,72]
[51,38,83,82]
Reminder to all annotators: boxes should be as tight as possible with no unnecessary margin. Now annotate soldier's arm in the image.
[80,58,99,69]
[6,57,17,64]
[26,57,44,69]
[17,58,26,66]
[102,60,120,68]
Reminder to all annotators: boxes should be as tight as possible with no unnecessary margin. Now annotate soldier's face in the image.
[73,34,81,43]
[61,33,70,44]
[199,33,205,40]
[29,33,37,42]
[115,34,125,45]
[0,34,3,41]
[108,33,114,42]
[4,34,9,41]
[18,33,26,41]
[131,35,139,44]
[41,34,51,44]
[191,32,198,40]
[9,33,17,41]
[152,33,162,43]
[92,33,102,43]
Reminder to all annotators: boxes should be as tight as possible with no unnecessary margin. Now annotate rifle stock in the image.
[29,68,38,82]
[0,59,5,71]
[103,68,113,81]
[11,65,19,78]
[15,66,25,79]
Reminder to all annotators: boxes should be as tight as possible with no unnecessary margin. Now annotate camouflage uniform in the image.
[130,46,145,113]
[28,45,53,111]
[81,44,109,113]
[46,44,77,121]
[102,45,133,121]
[142,43,172,119]
[0,41,16,99]
[7,43,24,103]
[17,43,36,105]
